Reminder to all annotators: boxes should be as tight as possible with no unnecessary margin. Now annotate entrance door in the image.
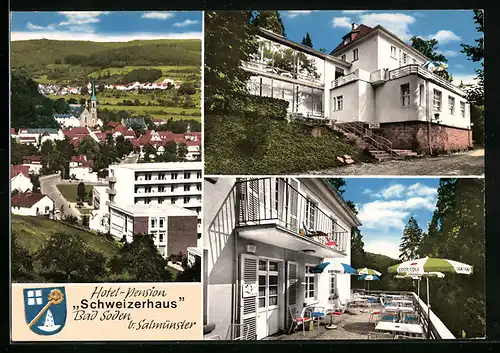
[256,258,282,339]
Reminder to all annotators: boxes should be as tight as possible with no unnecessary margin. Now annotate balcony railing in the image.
[331,71,358,88]
[388,65,466,97]
[236,178,349,254]
[243,61,324,86]
[353,289,455,339]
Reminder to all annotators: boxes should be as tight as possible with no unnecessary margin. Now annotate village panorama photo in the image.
[203,10,484,176]
[10,11,203,283]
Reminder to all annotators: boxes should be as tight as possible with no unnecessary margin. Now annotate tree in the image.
[250,11,286,37]
[410,37,448,62]
[319,48,327,53]
[204,11,260,112]
[129,123,145,137]
[108,234,173,282]
[178,82,197,95]
[77,182,86,203]
[301,32,313,48]
[54,98,70,114]
[36,231,107,282]
[399,215,423,261]
[30,174,40,193]
[177,142,188,161]
[460,10,484,106]
[326,178,346,196]
[78,136,100,161]
[175,256,201,282]
[351,226,365,254]
[11,231,34,282]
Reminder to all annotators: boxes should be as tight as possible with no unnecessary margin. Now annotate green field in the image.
[56,184,93,203]
[11,215,119,258]
[88,65,200,79]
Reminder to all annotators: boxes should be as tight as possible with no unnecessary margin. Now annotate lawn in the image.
[56,184,93,203]
[88,65,200,78]
[11,215,119,258]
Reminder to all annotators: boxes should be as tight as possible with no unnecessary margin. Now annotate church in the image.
[78,79,103,128]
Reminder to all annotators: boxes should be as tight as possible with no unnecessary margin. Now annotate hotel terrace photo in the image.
[10,11,203,283]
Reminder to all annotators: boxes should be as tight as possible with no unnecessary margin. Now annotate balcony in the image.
[236,178,349,258]
[106,176,117,183]
[388,65,466,97]
[242,61,324,88]
[106,188,117,195]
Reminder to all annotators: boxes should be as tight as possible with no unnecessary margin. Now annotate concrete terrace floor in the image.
[307,148,484,176]
[265,308,389,341]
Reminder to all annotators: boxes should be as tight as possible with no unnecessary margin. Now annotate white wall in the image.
[69,167,97,182]
[11,197,54,216]
[377,34,427,71]
[56,118,81,128]
[23,163,42,175]
[11,174,33,192]
[375,75,422,123]
[344,35,379,74]
[426,82,471,129]
[329,82,359,122]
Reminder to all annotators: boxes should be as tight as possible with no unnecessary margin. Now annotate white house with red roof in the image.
[11,191,54,217]
[245,25,472,154]
[22,155,42,175]
[11,165,33,193]
[62,127,91,149]
[69,155,97,182]
[17,128,64,146]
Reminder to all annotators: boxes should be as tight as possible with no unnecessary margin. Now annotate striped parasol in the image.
[357,268,382,276]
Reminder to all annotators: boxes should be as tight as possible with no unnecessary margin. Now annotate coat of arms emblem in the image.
[23,287,67,335]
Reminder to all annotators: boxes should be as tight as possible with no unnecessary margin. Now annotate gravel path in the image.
[308,149,484,176]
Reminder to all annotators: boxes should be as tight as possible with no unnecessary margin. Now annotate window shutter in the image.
[288,179,299,232]
[287,261,299,306]
[240,254,258,340]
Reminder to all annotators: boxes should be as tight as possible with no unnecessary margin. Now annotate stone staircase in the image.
[333,122,418,162]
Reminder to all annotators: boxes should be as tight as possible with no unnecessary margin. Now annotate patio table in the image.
[391,300,413,306]
[384,306,415,313]
[375,322,424,336]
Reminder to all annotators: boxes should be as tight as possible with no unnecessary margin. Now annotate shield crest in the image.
[23,287,67,335]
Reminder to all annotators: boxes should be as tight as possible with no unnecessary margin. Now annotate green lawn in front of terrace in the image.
[56,184,93,203]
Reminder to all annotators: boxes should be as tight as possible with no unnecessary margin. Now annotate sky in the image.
[10,11,202,42]
[279,10,482,86]
[342,178,440,260]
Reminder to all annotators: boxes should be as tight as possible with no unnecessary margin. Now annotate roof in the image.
[24,128,59,134]
[54,113,77,119]
[109,202,198,217]
[108,121,121,129]
[91,79,97,101]
[109,161,202,171]
[121,117,147,128]
[320,179,362,227]
[71,155,87,163]
[331,24,374,54]
[11,128,16,135]
[63,127,89,137]
[11,165,30,178]
[11,191,50,208]
[23,155,42,163]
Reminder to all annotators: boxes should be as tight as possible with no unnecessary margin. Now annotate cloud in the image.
[364,238,401,259]
[427,30,461,44]
[451,74,479,86]
[284,11,313,18]
[26,22,55,31]
[142,12,175,20]
[342,10,367,14]
[11,31,202,42]
[358,197,436,231]
[406,183,437,198]
[362,188,373,195]
[173,19,199,27]
[375,184,407,199]
[358,13,416,41]
[439,50,459,57]
[58,11,109,26]
[332,17,353,29]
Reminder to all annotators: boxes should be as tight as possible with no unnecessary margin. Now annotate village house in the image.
[136,130,202,161]
[243,24,472,153]
[11,165,33,193]
[22,155,42,175]
[62,127,91,148]
[203,177,361,340]
[69,155,97,182]
[11,191,54,217]
[16,128,64,146]
[54,113,81,128]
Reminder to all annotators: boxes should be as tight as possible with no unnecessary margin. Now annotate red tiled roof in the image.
[22,155,42,163]
[185,140,201,147]
[129,138,140,147]
[330,24,374,54]
[71,155,87,163]
[93,132,107,141]
[11,128,16,135]
[63,127,89,138]
[112,125,129,134]
[108,121,121,129]
[11,191,49,208]
[11,165,30,178]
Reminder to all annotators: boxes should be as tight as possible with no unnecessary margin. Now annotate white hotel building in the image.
[244,24,472,153]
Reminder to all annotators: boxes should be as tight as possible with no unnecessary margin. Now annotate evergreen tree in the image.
[301,32,313,48]
[326,178,346,196]
[250,11,286,37]
[399,215,423,261]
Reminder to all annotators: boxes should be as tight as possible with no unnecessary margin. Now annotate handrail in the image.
[335,122,392,156]
[242,60,323,85]
[236,177,349,253]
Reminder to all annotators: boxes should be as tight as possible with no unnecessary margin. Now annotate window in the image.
[171,185,175,192]
[258,273,266,308]
[196,172,202,179]
[171,197,177,204]
[330,275,336,296]
[184,196,191,204]
[304,265,316,300]
[353,48,359,61]
[341,54,346,62]
[171,172,178,180]
[145,186,151,193]
[151,218,156,228]
[449,96,455,115]
[419,84,425,107]
[401,83,410,107]
[145,173,152,180]
[460,102,466,117]
[159,232,165,242]
[390,46,397,58]
[334,95,344,111]
[433,89,442,111]
[145,198,150,204]
[196,184,201,191]
[269,273,278,306]
[159,218,165,228]
[184,185,190,192]
[402,53,408,64]
[305,198,317,230]
[184,172,191,179]
[159,186,165,192]
[158,173,165,180]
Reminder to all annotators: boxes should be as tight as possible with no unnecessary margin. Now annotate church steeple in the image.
[91,78,97,101]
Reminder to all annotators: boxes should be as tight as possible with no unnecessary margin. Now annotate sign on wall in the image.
[368,123,380,129]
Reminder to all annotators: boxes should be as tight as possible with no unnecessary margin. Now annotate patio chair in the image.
[380,314,397,322]
[367,308,383,323]
[368,332,394,340]
[310,306,327,329]
[288,307,313,336]
[402,314,419,324]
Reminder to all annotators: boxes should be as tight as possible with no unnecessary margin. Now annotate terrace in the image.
[266,289,455,340]
[242,61,324,88]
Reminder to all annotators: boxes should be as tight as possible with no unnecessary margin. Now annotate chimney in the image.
[352,23,356,31]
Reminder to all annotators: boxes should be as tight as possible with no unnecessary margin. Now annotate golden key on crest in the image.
[28,289,65,328]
